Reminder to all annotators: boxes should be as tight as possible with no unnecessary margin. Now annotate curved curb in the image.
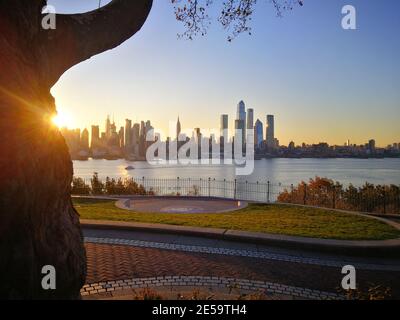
[81,276,343,300]
[80,218,400,258]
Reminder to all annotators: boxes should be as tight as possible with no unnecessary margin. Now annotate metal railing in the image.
[71,176,400,215]
[72,176,284,203]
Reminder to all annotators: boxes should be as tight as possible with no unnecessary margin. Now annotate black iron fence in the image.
[72,176,284,202]
[71,175,400,215]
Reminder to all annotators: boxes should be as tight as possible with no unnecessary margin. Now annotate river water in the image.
[73,158,400,187]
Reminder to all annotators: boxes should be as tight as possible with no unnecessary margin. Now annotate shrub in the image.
[90,172,104,195]
[72,174,153,196]
[71,177,91,195]
[278,177,400,214]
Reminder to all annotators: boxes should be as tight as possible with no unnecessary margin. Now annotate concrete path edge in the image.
[80,218,400,258]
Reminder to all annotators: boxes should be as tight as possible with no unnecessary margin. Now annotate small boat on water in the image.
[125,166,135,171]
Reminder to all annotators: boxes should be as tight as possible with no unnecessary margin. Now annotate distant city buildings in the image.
[61,102,399,161]
[62,115,155,160]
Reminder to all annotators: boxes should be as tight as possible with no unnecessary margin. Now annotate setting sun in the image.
[52,111,74,129]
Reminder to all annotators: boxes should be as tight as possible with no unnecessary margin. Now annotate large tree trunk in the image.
[0,0,152,299]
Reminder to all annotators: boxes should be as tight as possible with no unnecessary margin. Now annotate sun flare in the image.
[52,112,74,129]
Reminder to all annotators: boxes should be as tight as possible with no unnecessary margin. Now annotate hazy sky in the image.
[48,0,400,146]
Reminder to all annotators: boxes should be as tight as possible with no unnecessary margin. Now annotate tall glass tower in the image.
[236,100,246,129]
[247,108,254,130]
[254,119,263,148]
[266,115,275,148]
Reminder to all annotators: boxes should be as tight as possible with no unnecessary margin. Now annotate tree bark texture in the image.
[0,0,153,299]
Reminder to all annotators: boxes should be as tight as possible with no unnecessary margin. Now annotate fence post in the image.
[290,184,294,203]
[398,186,400,215]
[177,177,180,196]
[332,186,336,209]
[224,179,226,199]
[383,188,386,214]
[208,177,211,198]
[267,181,270,203]
[234,179,237,200]
[303,184,307,205]
[214,178,216,197]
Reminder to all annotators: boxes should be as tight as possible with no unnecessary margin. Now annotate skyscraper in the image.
[220,114,228,139]
[220,114,229,155]
[194,128,201,140]
[110,120,117,136]
[236,101,246,130]
[132,123,140,156]
[266,115,275,149]
[105,115,111,138]
[145,120,152,132]
[118,127,124,149]
[139,121,146,157]
[145,120,154,151]
[235,119,245,153]
[368,139,376,153]
[247,108,254,130]
[125,119,132,150]
[91,125,100,149]
[254,119,263,148]
[81,128,89,151]
[176,117,181,140]
[194,128,202,159]
[140,121,145,138]
[220,114,228,132]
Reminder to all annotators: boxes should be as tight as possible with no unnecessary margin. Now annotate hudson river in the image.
[73,158,400,187]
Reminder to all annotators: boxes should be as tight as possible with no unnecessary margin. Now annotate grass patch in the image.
[74,198,400,241]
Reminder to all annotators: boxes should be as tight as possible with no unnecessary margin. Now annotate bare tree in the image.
[172,0,303,40]
[0,0,301,299]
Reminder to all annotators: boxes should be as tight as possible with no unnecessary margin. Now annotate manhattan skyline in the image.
[59,99,400,161]
[49,0,399,146]
[55,108,395,149]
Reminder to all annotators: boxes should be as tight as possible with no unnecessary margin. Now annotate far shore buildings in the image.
[61,103,399,160]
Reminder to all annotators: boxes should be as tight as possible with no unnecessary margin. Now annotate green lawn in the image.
[73,198,400,241]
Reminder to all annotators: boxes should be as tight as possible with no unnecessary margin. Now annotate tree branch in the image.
[43,0,153,87]
[171,0,303,41]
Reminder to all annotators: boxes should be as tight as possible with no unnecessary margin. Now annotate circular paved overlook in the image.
[116,198,248,214]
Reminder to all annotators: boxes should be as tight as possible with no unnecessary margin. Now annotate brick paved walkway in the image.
[84,242,400,299]
[85,236,400,271]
